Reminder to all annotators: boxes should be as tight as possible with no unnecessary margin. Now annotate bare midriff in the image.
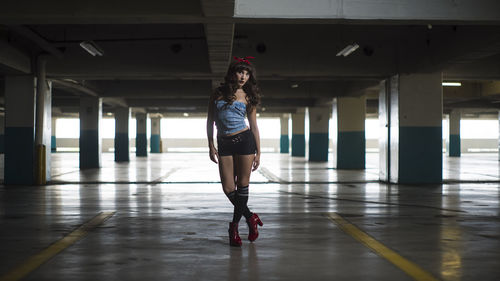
[223,127,249,137]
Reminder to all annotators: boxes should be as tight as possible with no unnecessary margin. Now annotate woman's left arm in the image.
[248,106,261,171]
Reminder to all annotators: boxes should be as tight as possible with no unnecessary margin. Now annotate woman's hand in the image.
[209,146,219,164]
[252,153,260,171]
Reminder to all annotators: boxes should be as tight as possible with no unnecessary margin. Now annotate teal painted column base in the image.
[80,129,100,169]
[0,134,4,154]
[280,135,289,153]
[151,134,161,153]
[398,126,442,184]
[136,133,147,157]
[51,136,56,152]
[337,131,365,169]
[4,127,34,185]
[291,134,305,157]
[449,134,461,157]
[115,132,130,162]
[309,133,328,162]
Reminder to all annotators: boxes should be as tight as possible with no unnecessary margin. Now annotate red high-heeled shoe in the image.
[247,213,263,242]
[228,222,242,247]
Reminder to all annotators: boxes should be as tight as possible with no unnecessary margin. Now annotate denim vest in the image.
[214,100,248,135]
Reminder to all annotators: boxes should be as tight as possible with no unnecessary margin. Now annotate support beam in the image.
[449,109,461,157]
[136,113,148,157]
[0,115,4,154]
[309,106,330,162]
[35,56,52,183]
[280,114,289,153]
[203,23,234,74]
[114,107,130,162]
[51,80,99,97]
[8,25,64,59]
[379,80,390,182]
[0,40,31,73]
[0,1,204,24]
[380,73,443,184]
[79,96,102,169]
[291,109,305,157]
[151,117,161,153]
[333,96,366,169]
[201,0,235,85]
[51,117,57,152]
[4,75,36,184]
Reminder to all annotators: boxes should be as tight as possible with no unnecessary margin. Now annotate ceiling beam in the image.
[0,39,31,73]
[201,0,235,85]
[51,79,99,97]
[8,25,64,58]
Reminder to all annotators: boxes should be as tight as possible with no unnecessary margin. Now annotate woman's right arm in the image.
[206,96,218,164]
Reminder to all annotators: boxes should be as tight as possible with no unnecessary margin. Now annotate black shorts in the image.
[217,129,257,156]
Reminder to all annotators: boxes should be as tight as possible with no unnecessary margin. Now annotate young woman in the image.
[206,57,263,247]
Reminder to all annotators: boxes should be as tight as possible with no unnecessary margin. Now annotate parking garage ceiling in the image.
[1,0,500,116]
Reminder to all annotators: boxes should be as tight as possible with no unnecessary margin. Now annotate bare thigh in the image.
[218,155,236,194]
[234,154,255,187]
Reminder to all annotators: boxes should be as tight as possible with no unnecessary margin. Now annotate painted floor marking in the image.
[327,212,440,281]
[0,212,115,281]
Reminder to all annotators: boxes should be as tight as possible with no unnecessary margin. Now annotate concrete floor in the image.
[1,152,500,280]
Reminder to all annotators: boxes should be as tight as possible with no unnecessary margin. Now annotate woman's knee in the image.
[222,182,236,194]
[236,179,249,187]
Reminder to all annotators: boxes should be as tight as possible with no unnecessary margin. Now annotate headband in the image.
[234,56,255,65]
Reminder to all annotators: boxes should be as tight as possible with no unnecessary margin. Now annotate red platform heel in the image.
[247,213,263,242]
[228,222,242,247]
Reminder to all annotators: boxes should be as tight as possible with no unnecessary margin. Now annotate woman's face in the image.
[235,69,250,88]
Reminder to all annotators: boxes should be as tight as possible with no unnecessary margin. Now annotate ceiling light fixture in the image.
[336,43,359,57]
[442,82,462,87]
[79,41,104,56]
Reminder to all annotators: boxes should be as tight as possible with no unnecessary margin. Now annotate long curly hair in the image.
[213,61,261,111]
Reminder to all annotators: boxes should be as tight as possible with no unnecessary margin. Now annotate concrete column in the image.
[380,73,442,184]
[280,114,289,153]
[114,107,130,162]
[150,117,161,153]
[79,96,102,169]
[379,80,390,182]
[35,57,52,183]
[4,75,36,184]
[291,109,306,157]
[332,96,366,169]
[308,106,330,162]
[449,110,461,157]
[136,113,148,157]
[51,117,57,152]
[0,115,4,154]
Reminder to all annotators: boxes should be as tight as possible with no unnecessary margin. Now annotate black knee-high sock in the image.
[226,191,242,223]
[236,185,253,221]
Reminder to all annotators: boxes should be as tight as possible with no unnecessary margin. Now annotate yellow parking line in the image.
[0,212,115,281]
[327,212,440,281]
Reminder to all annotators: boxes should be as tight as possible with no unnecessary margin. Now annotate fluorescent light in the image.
[442,82,462,87]
[183,113,189,117]
[336,43,359,57]
[79,41,104,56]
